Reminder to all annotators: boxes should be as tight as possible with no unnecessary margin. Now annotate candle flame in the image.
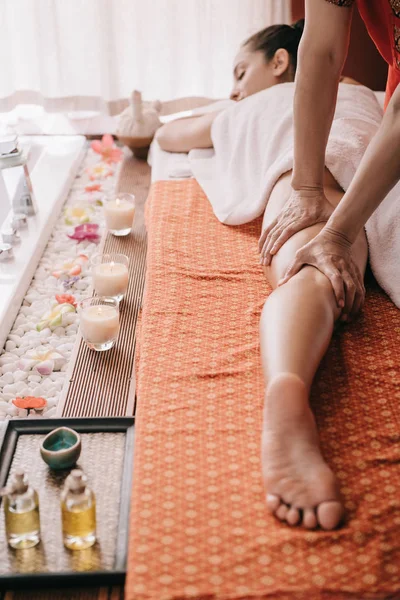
[110,261,114,269]
[116,198,120,206]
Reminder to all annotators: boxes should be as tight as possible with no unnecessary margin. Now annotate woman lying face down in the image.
[156,20,358,153]
[156,21,304,152]
[157,21,369,532]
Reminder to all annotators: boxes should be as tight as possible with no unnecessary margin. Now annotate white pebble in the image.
[13,370,28,382]
[7,405,18,416]
[49,372,62,381]
[0,373,14,385]
[57,343,74,353]
[39,328,52,339]
[53,327,65,336]
[5,341,16,352]
[1,393,15,402]
[3,384,17,395]
[15,382,29,394]
[41,379,54,391]
[44,407,57,418]
[28,375,42,383]
[1,364,17,374]
[0,354,15,366]
[13,328,25,336]
[8,334,21,344]
[13,347,26,357]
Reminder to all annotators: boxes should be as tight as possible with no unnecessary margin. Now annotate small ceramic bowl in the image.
[40,427,81,470]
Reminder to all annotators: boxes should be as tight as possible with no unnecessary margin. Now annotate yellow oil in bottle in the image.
[1,472,40,549]
[61,470,96,550]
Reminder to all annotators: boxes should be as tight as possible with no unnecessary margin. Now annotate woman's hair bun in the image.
[292,18,305,34]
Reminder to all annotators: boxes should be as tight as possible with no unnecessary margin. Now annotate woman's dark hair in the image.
[243,19,305,73]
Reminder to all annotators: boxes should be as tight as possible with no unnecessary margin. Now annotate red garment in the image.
[356,0,400,109]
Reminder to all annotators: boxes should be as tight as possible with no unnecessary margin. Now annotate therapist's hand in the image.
[277,228,366,319]
[258,188,333,266]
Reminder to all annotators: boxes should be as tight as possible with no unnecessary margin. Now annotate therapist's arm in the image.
[260,0,353,261]
[325,85,400,242]
[291,0,353,190]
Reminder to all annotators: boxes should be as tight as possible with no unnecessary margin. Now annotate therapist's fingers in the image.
[349,265,366,319]
[350,285,365,320]
[328,269,346,309]
[277,255,303,286]
[260,224,282,265]
[341,272,356,321]
[269,222,301,255]
[258,219,277,252]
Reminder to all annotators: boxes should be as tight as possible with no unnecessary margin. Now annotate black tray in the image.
[0,417,134,590]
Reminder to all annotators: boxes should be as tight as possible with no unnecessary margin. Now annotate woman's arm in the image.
[155,111,221,153]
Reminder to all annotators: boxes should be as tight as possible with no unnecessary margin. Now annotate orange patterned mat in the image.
[126,179,400,600]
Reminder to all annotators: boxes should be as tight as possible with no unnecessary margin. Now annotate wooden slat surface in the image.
[5,154,150,600]
[58,155,150,418]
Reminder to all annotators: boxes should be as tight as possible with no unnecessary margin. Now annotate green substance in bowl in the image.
[40,427,82,470]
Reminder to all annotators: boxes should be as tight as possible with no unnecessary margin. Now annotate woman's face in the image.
[230,46,292,101]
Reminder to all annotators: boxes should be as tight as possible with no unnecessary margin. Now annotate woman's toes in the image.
[276,504,289,520]
[303,508,317,529]
[286,507,300,526]
[266,494,281,513]
[317,501,344,530]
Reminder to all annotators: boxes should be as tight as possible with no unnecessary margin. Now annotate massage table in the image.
[124,121,400,598]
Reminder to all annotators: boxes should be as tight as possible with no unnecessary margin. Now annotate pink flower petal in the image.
[102,134,114,148]
[85,183,102,193]
[91,140,103,154]
[36,360,54,376]
[69,265,82,276]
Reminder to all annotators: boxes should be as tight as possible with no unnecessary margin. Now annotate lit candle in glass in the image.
[104,193,135,236]
[92,253,129,302]
[78,297,120,351]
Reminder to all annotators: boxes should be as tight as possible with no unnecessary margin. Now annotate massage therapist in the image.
[259,0,400,319]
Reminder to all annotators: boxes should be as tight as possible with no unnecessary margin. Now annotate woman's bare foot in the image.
[262,373,344,530]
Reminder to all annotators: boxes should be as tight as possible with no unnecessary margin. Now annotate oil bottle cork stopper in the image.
[9,470,28,494]
[65,469,87,494]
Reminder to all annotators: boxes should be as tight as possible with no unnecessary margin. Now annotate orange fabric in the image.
[126,179,400,600]
[356,0,400,108]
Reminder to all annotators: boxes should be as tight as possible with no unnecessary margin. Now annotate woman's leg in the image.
[260,169,368,530]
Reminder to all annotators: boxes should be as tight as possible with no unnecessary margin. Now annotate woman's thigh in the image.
[262,170,368,290]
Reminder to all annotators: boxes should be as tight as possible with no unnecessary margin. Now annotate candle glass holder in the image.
[78,296,120,351]
[91,253,129,302]
[104,193,135,236]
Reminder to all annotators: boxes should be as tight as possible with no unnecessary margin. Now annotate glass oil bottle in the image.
[1,470,40,549]
[61,469,96,550]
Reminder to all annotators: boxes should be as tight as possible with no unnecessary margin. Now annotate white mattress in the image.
[148,139,192,182]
